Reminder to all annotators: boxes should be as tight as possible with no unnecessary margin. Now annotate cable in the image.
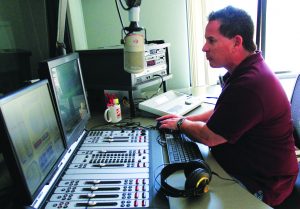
[156,134,167,147]
[153,74,164,89]
[118,0,131,10]
[87,122,114,130]
[211,171,240,183]
[115,0,127,36]
[87,118,148,130]
[113,121,141,129]
[148,74,164,99]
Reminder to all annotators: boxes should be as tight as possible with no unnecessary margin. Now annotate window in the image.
[265,0,300,74]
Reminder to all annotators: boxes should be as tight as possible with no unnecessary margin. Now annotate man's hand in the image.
[156,114,183,130]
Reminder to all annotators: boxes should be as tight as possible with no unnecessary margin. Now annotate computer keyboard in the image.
[164,132,204,164]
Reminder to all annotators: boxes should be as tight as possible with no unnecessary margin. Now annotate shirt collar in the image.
[222,51,263,86]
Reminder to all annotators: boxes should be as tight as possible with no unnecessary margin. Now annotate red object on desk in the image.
[104,93,117,107]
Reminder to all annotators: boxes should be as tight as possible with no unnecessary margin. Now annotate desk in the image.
[86,80,297,209]
[87,104,272,209]
[167,143,272,209]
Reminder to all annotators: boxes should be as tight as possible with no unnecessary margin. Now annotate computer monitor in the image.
[0,80,66,204]
[39,53,91,147]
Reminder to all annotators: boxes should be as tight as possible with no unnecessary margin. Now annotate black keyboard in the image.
[164,133,204,163]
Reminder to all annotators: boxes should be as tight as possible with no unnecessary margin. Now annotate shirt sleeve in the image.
[206,86,264,144]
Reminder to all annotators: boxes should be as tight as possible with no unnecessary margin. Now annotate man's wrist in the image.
[177,117,186,131]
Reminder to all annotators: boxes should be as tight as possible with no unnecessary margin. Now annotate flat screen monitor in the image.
[39,53,90,147]
[0,80,66,204]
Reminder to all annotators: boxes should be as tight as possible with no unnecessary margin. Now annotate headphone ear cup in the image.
[184,165,196,179]
[184,160,207,178]
[184,160,212,182]
[185,168,210,195]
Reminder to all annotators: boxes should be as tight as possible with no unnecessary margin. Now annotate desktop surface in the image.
[87,108,272,209]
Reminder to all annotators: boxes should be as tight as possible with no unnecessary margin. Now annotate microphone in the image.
[124,32,145,74]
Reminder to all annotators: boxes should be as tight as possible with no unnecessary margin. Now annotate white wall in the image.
[81,0,190,90]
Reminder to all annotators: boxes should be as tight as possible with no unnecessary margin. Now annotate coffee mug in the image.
[104,104,122,123]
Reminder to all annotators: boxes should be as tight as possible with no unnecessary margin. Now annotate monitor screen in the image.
[0,80,65,203]
[39,53,90,147]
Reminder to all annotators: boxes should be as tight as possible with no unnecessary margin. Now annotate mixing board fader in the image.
[43,129,166,209]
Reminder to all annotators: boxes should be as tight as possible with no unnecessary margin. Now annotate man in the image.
[157,6,298,207]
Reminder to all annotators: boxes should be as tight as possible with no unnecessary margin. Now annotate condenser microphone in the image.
[124,33,145,74]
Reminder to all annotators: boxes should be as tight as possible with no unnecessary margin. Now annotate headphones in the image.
[159,160,212,197]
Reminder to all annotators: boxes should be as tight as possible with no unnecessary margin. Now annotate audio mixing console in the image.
[42,129,167,209]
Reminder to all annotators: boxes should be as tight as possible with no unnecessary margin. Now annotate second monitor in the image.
[39,53,91,147]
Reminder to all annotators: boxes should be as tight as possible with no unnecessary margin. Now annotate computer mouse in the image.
[185,99,193,105]
[156,120,162,130]
[156,120,173,134]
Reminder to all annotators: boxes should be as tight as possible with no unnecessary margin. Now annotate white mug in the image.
[104,104,122,123]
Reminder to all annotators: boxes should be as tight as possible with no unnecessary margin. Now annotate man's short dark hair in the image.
[208,6,256,52]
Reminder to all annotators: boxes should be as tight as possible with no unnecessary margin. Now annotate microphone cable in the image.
[149,74,164,99]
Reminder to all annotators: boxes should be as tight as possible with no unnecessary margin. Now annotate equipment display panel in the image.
[39,53,91,147]
[0,80,65,203]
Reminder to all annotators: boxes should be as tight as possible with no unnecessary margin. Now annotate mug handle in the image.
[104,108,112,122]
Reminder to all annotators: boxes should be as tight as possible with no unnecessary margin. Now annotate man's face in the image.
[202,20,235,70]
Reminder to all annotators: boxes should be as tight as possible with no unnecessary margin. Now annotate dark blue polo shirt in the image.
[207,51,299,206]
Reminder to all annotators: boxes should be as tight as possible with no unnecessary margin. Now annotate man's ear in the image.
[233,35,243,47]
